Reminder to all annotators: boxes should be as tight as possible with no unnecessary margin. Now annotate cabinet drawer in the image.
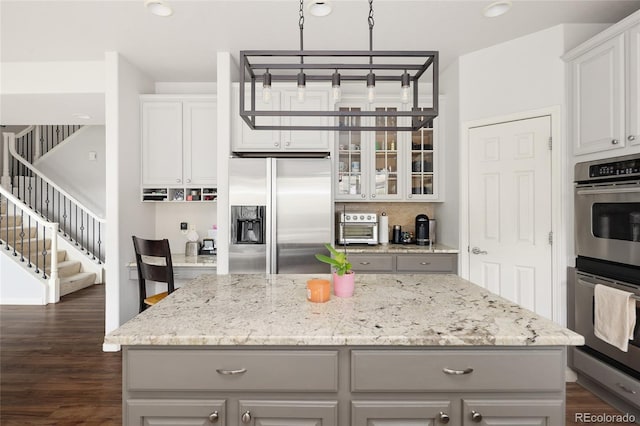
[396,254,456,273]
[351,349,564,392]
[349,254,394,272]
[127,349,338,392]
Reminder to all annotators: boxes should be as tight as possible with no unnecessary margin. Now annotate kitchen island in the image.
[106,273,583,426]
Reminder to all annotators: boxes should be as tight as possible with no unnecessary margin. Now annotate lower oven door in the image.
[575,271,640,378]
[574,180,640,267]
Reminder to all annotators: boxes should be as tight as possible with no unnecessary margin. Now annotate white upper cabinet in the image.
[232,83,330,152]
[629,22,640,147]
[141,100,184,185]
[141,96,217,186]
[566,11,640,156]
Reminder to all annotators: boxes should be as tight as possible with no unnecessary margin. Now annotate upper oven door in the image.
[575,180,640,267]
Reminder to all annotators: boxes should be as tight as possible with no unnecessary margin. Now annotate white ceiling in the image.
[2,0,640,83]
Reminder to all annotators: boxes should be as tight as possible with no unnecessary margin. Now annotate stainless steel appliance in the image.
[337,212,378,245]
[575,153,640,267]
[574,269,640,378]
[415,214,429,246]
[572,153,640,410]
[229,158,332,274]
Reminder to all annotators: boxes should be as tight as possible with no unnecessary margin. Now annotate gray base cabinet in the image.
[349,253,457,274]
[123,346,565,426]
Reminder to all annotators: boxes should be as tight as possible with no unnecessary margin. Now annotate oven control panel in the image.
[589,158,640,178]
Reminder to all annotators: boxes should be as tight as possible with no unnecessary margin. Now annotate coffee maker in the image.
[415,214,430,246]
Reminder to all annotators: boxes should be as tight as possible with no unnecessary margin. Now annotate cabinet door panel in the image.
[234,85,281,151]
[571,34,626,155]
[282,89,330,150]
[142,101,184,185]
[352,400,452,426]
[629,22,640,146]
[238,400,337,426]
[461,399,563,426]
[126,398,225,426]
[184,101,217,185]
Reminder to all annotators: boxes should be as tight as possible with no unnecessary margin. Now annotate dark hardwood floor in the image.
[0,285,625,425]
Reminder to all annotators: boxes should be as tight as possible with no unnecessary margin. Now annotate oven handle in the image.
[577,276,640,301]
[575,186,640,195]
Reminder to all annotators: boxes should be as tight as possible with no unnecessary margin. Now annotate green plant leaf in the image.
[314,254,340,267]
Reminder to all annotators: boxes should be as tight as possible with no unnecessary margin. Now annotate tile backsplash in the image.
[336,202,435,239]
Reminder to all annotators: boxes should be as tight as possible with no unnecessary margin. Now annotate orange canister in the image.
[306,279,331,303]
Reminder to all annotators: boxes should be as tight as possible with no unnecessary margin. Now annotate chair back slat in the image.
[132,236,175,313]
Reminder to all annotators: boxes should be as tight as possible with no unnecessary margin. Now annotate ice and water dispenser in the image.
[231,206,265,244]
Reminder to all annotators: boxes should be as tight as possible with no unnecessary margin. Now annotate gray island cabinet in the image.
[105,274,583,426]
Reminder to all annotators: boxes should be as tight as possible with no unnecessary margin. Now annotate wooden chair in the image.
[132,236,176,313]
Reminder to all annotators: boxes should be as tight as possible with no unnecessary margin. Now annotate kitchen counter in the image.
[343,243,459,254]
[105,273,581,347]
[128,254,217,268]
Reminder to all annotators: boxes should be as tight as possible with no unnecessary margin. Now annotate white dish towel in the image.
[594,284,637,352]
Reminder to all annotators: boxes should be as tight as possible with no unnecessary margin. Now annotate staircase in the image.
[1,126,104,304]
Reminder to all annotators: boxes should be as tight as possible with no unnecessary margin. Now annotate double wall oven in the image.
[573,153,640,384]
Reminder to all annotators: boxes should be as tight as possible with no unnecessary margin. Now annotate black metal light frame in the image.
[239,50,439,132]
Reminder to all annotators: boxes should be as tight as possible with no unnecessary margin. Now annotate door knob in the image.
[471,410,483,422]
[438,411,450,424]
[208,411,219,423]
[241,411,252,423]
[471,247,487,255]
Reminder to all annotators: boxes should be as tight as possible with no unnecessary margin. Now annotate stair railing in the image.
[2,131,106,264]
[11,125,82,164]
[0,186,60,303]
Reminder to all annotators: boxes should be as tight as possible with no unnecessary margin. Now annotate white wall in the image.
[0,251,47,305]
[104,52,154,337]
[435,60,460,249]
[154,203,217,253]
[34,126,106,217]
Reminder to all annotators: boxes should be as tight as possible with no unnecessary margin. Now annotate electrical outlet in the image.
[180,222,188,230]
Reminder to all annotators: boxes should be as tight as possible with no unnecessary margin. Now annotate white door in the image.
[141,100,183,185]
[183,100,217,185]
[468,116,552,319]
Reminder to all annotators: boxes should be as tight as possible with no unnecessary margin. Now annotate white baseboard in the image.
[102,342,121,352]
[0,297,46,305]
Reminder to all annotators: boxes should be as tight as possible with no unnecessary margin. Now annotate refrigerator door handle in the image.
[267,159,277,274]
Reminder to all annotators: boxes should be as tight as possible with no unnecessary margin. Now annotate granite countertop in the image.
[344,243,459,254]
[105,274,583,347]
[128,254,217,268]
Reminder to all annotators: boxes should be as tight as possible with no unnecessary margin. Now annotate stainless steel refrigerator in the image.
[229,157,332,274]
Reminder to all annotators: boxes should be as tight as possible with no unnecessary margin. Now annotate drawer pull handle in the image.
[617,383,637,394]
[208,411,219,423]
[471,410,483,422]
[216,368,247,375]
[419,262,431,265]
[438,411,450,424]
[443,367,474,375]
[241,411,252,424]
[360,261,371,265]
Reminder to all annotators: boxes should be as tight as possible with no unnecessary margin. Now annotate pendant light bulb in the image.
[400,70,411,104]
[297,71,306,102]
[262,70,272,103]
[366,71,376,103]
[332,70,342,102]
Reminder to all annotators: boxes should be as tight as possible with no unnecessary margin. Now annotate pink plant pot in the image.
[333,271,355,298]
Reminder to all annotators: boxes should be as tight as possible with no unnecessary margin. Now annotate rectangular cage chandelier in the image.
[238,0,439,132]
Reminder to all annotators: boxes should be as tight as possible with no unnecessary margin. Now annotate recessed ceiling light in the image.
[145,0,173,17]
[307,0,332,17]
[483,0,512,18]
[72,113,92,120]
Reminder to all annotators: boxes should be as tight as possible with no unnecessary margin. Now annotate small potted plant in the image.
[315,243,355,297]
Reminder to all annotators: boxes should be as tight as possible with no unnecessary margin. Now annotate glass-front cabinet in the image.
[335,98,441,202]
[407,117,435,200]
[336,106,365,199]
[335,102,404,201]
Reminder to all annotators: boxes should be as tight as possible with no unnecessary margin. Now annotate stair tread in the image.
[60,272,95,283]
